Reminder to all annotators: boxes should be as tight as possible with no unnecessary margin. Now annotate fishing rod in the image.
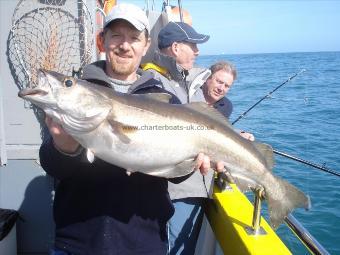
[231,69,340,178]
[232,69,306,125]
[274,149,340,178]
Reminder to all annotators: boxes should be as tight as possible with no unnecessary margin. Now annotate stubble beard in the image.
[107,50,137,76]
[109,59,136,76]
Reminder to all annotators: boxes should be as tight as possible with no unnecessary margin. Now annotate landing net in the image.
[7,0,94,90]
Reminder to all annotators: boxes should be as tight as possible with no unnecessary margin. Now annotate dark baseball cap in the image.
[158,21,210,49]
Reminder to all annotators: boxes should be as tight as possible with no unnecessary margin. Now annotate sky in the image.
[120,0,340,55]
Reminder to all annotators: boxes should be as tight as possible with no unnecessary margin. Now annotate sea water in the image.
[196,51,340,255]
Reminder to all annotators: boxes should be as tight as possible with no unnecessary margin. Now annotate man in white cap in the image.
[40,3,216,255]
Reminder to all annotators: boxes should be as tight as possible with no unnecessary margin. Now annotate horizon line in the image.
[199,50,340,57]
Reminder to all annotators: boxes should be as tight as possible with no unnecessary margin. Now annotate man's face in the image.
[103,20,150,81]
[175,42,199,71]
[204,69,234,104]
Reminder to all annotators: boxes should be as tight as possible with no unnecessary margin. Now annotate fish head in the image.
[18,69,112,134]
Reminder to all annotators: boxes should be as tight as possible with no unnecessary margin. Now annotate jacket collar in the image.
[152,51,187,82]
[81,60,158,93]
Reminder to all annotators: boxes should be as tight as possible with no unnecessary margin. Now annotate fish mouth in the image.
[18,88,48,98]
[18,68,64,99]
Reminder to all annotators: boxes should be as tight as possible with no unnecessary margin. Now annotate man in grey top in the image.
[143,23,254,254]
[141,21,213,255]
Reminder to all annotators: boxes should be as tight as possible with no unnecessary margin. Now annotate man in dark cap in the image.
[157,21,209,71]
[142,21,209,103]
[141,21,214,255]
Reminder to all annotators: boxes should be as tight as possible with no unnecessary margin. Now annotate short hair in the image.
[209,61,237,80]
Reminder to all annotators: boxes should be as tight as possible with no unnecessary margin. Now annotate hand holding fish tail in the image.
[195,153,209,175]
[216,162,226,173]
[195,153,225,175]
[45,116,80,154]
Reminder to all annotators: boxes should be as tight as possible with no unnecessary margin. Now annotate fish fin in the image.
[86,149,95,163]
[107,119,131,144]
[267,177,311,229]
[185,102,233,129]
[231,172,258,193]
[137,93,172,103]
[234,179,253,193]
[173,159,196,176]
[62,105,111,133]
[147,159,196,178]
[253,142,275,170]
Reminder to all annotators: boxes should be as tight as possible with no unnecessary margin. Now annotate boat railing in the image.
[248,184,330,255]
[284,214,330,255]
[247,184,330,255]
[214,174,330,255]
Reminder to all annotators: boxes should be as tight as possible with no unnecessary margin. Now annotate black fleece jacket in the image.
[40,61,177,255]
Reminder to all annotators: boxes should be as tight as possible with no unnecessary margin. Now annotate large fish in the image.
[18,69,310,228]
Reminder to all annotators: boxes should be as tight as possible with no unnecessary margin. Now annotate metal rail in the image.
[285,214,330,255]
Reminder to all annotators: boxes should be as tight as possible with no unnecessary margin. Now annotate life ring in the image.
[170,6,192,26]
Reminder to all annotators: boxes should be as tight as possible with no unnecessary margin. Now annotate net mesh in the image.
[7,0,94,90]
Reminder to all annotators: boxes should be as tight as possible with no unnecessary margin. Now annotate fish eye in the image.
[64,78,75,88]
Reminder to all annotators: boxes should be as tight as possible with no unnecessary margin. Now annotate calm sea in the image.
[196,51,340,255]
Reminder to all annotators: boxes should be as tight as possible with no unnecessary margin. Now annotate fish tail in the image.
[267,177,311,229]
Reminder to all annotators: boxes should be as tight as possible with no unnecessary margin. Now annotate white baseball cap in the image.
[104,3,150,34]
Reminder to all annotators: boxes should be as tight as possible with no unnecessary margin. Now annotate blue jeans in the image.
[168,198,205,255]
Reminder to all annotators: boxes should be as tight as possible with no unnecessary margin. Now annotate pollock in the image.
[18,69,310,228]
